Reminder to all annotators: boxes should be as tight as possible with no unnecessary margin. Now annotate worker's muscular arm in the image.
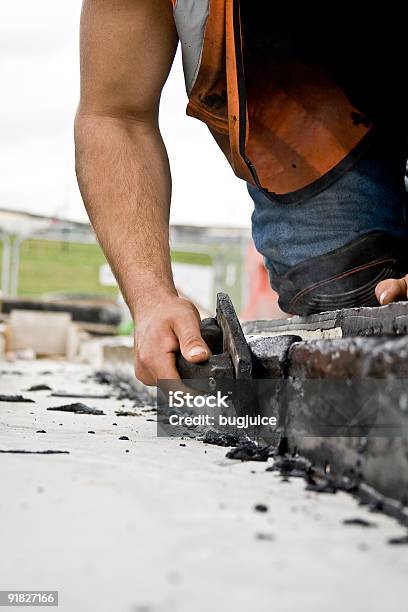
[75,0,209,385]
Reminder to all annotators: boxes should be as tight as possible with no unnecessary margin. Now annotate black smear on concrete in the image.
[256,533,275,541]
[51,391,111,399]
[47,403,105,416]
[388,534,408,545]
[0,449,69,455]
[119,436,130,441]
[343,517,377,528]
[0,395,35,403]
[0,370,22,376]
[27,384,52,392]
[36,430,47,434]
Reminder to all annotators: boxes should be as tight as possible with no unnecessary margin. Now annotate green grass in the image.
[171,250,212,266]
[0,239,213,298]
[17,239,119,297]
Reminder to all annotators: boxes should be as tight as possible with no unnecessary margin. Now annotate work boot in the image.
[275,232,408,315]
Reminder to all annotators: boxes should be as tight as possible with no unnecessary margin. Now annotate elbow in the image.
[75,102,157,130]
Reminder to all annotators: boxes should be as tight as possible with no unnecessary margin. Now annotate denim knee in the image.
[250,136,408,288]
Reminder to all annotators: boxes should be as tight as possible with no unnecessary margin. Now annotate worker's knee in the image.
[248,133,408,314]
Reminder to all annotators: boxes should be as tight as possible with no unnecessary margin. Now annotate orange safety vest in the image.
[170,0,373,203]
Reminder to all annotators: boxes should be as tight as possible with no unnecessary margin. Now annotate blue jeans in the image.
[249,135,408,291]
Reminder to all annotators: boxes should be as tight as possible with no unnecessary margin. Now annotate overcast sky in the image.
[0,0,253,227]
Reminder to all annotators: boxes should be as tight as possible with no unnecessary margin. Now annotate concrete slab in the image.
[242,301,408,339]
[0,360,407,612]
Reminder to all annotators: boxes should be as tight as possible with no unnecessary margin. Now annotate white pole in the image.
[1,234,11,297]
[10,236,21,298]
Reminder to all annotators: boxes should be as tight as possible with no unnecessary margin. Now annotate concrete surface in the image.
[1,360,408,612]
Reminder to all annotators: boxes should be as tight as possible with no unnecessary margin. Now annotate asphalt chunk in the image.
[47,403,105,416]
[306,476,337,494]
[202,430,242,447]
[0,395,35,403]
[254,504,268,513]
[26,384,52,392]
[226,442,274,462]
[119,436,130,441]
[266,455,312,478]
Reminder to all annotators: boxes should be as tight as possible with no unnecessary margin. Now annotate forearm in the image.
[75,112,177,317]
